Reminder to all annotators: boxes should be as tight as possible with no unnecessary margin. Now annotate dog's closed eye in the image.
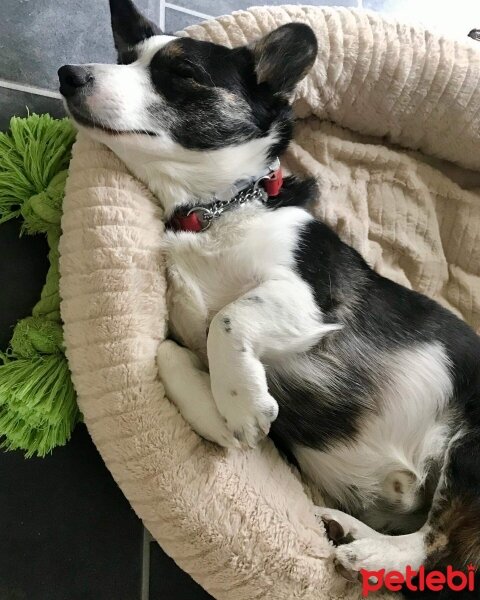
[169,63,198,80]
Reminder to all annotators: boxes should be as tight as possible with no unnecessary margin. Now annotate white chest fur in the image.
[164,204,313,361]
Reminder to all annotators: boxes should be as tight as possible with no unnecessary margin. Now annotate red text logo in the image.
[360,565,477,596]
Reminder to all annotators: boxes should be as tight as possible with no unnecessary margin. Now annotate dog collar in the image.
[167,159,283,233]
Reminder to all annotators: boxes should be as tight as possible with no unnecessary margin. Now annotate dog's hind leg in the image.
[316,429,480,581]
[315,506,427,577]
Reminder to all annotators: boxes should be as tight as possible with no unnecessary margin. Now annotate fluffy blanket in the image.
[59,6,480,599]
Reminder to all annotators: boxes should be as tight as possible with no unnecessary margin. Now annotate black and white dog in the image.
[59,0,480,584]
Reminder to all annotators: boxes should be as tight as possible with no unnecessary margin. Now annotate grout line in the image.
[141,527,152,600]
[0,78,61,100]
[159,0,166,30]
[165,3,213,21]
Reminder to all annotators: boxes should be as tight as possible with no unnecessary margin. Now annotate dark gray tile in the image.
[149,542,214,600]
[0,218,49,350]
[0,0,158,91]
[168,0,357,19]
[165,8,207,33]
[0,87,65,131]
[0,424,144,600]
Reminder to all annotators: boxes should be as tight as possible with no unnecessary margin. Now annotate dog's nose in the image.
[58,65,94,97]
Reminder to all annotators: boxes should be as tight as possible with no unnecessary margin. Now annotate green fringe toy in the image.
[0,114,79,457]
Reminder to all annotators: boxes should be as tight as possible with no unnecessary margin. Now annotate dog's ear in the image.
[251,24,317,95]
[109,0,161,60]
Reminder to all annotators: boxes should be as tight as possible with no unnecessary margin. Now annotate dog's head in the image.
[58,0,317,207]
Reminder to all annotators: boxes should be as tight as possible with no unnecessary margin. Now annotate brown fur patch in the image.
[426,496,480,568]
[447,498,480,566]
[163,41,184,58]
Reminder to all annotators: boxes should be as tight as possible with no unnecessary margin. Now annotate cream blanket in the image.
[59,6,480,600]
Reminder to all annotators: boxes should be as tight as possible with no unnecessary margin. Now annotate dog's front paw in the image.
[215,391,279,448]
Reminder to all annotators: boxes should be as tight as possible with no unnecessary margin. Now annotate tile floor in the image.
[1,1,479,599]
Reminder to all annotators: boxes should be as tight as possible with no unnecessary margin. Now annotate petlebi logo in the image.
[360,564,477,596]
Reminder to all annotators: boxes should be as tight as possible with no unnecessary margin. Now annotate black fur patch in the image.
[109,0,160,62]
[147,38,294,152]
[268,218,480,458]
[267,176,319,209]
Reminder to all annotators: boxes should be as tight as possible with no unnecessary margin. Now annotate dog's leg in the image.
[207,277,333,447]
[157,339,239,448]
[316,429,480,581]
[315,506,426,582]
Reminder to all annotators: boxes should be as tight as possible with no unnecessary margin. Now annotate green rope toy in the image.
[0,114,79,457]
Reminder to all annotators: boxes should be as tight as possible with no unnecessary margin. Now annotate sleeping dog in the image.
[59,0,480,584]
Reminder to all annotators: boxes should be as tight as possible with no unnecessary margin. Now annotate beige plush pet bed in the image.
[59,6,480,600]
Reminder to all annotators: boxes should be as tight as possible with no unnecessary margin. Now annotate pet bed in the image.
[59,6,480,599]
